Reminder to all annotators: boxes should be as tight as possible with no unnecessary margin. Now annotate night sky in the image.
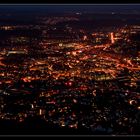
[0,4,139,13]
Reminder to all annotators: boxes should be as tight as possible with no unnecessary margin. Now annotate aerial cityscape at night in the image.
[0,4,139,135]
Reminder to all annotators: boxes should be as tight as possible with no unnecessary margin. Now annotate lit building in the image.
[110,32,115,44]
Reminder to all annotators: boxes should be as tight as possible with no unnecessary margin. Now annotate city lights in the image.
[0,4,139,136]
